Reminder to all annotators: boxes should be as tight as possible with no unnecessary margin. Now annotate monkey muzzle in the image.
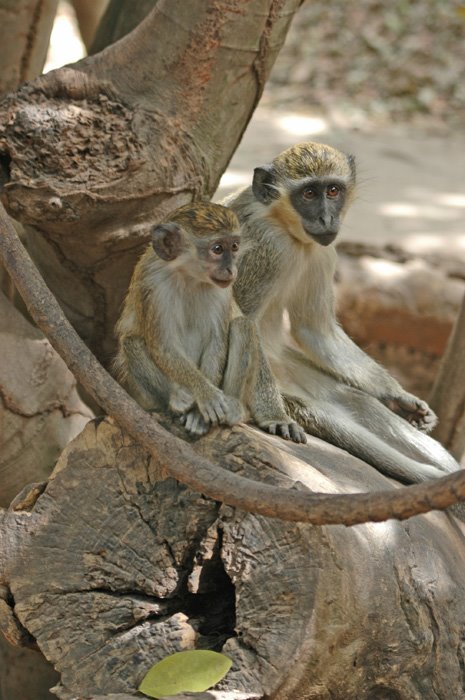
[309,231,338,246]
[210,272,236,288]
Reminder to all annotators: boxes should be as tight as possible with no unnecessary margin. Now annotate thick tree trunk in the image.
[0,0,302,363]
[2,418,465,700]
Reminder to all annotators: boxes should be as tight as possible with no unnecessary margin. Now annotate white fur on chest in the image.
[145,266,229,362]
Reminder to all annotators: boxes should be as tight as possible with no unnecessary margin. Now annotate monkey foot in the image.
[261,420,307,444]
[385,394,437,433]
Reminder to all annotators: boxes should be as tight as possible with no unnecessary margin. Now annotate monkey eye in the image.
[231,241,240,252]
[302,187,315,200]
[211,243,224,255]
[326,185,340,198]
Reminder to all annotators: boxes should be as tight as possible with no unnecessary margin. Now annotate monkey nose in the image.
[319,215,334,228]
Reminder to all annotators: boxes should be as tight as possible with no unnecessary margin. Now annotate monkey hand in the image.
[222,396,246,426]
[384,392,437,433]
[180,409,210,437]
[169,386,195,414]
[259,418,307,444]
[196,386,232,425]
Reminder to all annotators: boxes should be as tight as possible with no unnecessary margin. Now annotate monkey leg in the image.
[122,336,169,410]
[283,385,460,485]
[224,318,306,443]
[169,384,195,414]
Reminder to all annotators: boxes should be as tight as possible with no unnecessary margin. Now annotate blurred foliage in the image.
[266,0,465,128]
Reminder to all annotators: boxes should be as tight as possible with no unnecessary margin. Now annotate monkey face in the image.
[203,236,241,287]
[289,177,347,246]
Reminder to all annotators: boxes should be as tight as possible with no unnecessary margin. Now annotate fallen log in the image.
[2,417,465,700]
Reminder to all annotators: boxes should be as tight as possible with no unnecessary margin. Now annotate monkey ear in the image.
[347,154,356,181]
[151,222,185,261]
[252,165,278,204]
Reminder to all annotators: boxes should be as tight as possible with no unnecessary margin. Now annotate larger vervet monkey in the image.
[223,142,460,483]
[114,202,305,443]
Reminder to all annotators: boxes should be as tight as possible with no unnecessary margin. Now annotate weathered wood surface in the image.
[2,418,465,700]
[0,291,92,507]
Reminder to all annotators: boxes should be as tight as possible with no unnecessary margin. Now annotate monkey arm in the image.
[224,317,306,443]
[233,238,280,318]
[287,268,437,431]
[123,335,229,425]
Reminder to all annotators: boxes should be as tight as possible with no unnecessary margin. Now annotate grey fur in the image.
[224,181,460,484]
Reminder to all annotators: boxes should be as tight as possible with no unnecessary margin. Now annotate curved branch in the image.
[1,201,465,526]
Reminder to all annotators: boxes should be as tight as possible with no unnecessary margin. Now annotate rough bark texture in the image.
[430,293,465,460]
[0,0,58,96]
[0,0,303,363]
[0,290,92,507]
[2,418,465,700]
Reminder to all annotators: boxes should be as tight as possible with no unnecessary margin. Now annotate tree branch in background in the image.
[89,0,158,54]
[70,0,110,50]
[430,292,465,461]
[0,0,58,96]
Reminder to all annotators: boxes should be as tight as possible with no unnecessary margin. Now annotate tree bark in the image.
[70,0,110,50]
[430,293,465,461]
[0,0,58,96]
[0,0,303,363]
[2,418,465,700]
[89,0,158,55]
[0,290,92,508]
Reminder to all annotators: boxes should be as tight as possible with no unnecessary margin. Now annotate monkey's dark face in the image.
[203,235,241,288]
[289,177,347,246]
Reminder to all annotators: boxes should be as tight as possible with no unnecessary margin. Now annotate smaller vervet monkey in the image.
[114,203,306,442]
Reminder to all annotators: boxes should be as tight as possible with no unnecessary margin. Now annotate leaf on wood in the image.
[138,650,232,698]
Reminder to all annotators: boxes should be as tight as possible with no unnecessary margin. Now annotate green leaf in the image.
[138,649,232,698]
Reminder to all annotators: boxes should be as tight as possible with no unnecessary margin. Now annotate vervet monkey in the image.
[114,202,306,443]
[223,142,460,483]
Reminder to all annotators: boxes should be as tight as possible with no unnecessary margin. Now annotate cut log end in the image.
[2,418,465,699]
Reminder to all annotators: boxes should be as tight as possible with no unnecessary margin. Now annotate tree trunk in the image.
[89,0,158,55]
[0,0,58,96]
[70,0,110,50]
[2,418,465,700]
[0,0,303,363]
[430,292,465,461]
[0,290,92,507]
